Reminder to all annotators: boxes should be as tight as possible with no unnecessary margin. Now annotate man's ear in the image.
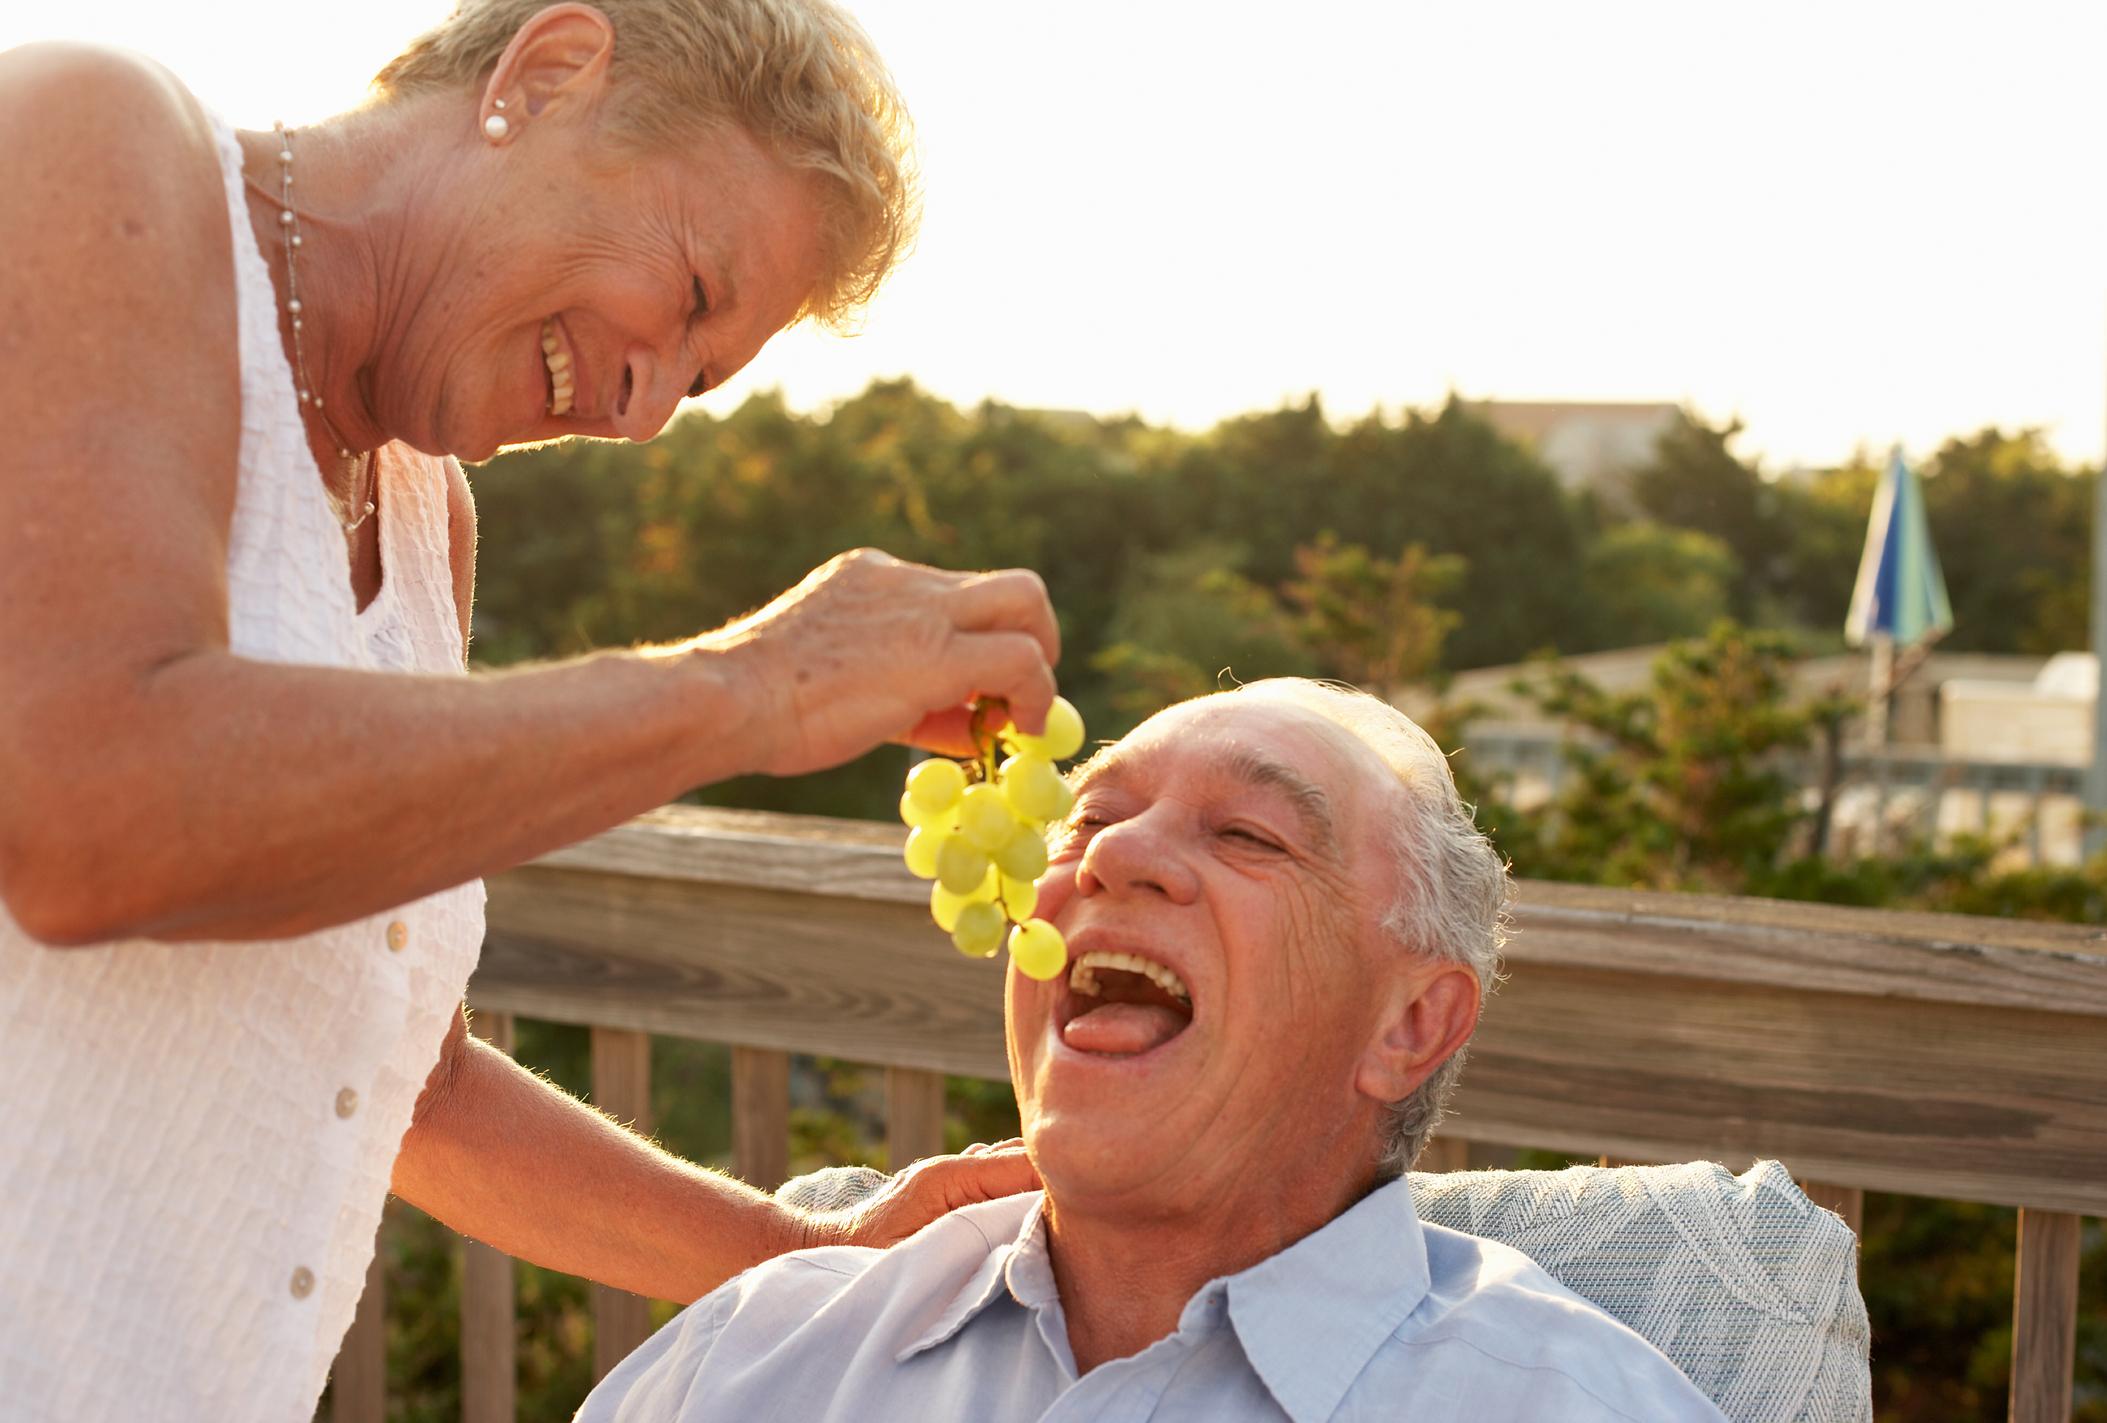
[483,3,617,124]
[1353,961,1480,1107]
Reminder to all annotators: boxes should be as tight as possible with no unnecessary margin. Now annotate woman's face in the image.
[378,117,827,462]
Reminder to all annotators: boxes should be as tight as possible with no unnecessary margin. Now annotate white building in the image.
[1942,653,2097,765]
[1468,400,1682,493]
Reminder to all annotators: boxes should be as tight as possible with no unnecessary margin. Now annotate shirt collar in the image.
[896,1192,1052,1362]
[894,1177,1434,1423]
[1224,1177,1431,1423]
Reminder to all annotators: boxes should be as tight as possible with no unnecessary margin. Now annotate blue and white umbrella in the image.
[1846,446,1953,648]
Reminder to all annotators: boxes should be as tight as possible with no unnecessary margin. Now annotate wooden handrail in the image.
[473,805,2107,1216]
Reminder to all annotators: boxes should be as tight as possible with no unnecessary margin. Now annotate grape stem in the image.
[968,696,1002,785]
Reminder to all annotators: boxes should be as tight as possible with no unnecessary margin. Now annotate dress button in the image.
[386,921,409,952]
[335,1088,359,1119]
[290,1266,315,1299]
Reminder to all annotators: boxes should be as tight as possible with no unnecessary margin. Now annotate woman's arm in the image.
[391,1009,1039,1300]
[0,48,1058,947]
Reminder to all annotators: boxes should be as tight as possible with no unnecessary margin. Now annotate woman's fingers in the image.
[896,630,1059,757]
[950,570,1061,671]
[936,631,1059,739]
[902,705,985,759]
[720,550,1064,778]
[838,1145,1042,1249]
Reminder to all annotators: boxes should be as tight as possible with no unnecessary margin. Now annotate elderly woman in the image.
[0,2,1056,1418]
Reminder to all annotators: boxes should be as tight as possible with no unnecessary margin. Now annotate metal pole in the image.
[2087,422,2107,857]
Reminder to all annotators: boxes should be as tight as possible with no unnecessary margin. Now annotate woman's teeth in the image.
[540,318,574,416]
[1069,951,1190,1002]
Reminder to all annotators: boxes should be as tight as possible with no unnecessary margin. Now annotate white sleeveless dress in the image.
[0,112,487,1420]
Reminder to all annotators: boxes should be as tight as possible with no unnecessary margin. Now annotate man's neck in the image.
[1041,1168,1376,1375]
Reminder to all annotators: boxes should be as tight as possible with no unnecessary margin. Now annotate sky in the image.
[9,0,2107,471]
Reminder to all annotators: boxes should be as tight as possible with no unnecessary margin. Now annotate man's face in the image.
[1006,694,1414,1212]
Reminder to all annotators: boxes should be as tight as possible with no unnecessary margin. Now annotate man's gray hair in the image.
[1237,679,1511,1176]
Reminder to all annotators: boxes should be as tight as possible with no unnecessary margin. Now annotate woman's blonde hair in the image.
[372,0,917,329]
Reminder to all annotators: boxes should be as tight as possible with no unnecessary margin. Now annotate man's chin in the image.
[1020,1042,1204,1192]
[1025,1111,1188,1206]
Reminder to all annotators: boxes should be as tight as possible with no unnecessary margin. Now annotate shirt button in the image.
[290,1266,315,1299]
[386,921,409,952]
[335,1088,359,1119]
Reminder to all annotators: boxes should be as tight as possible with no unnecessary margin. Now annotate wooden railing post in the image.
[1416,1136,1469,1174]
[590,1027,657,1381]
[329,1235,387,1423]
[732,1046,791,1191]
[2008,1208,2081,1423]
[461,1010,517,1423]
[886,1067,947,1169]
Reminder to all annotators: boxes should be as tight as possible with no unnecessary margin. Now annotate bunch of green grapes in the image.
[898,696,1085,981]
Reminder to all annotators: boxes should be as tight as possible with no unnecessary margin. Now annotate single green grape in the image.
[996,873,1038,919]
[903,826,942,880]
[932,869,999,932]
[992,822,1049,881]
[1004,696,1085,761]
[900,793,963,836]
[950,901,1005,958]
[906,758,968,814]
[936,836,992,895]
[1001,754,1073,823]
[1008,918,1068,981]
[956,783,1016,853]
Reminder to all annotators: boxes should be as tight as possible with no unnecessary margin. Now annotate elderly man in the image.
[579,679,1729,1422]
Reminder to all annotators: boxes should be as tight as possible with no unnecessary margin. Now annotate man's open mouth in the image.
[1059,950,1194,1057]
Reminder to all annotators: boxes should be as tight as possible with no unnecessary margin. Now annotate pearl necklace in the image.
[272,121,375,535]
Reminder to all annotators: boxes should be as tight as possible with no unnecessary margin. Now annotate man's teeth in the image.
[540,318,574,416]
[1068,950,1190,1002]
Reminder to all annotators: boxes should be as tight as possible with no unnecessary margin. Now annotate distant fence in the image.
[1458,723,2089,866]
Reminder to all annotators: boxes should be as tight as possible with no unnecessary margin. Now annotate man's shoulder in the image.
[1363,1222,1727,1421]
[577,1194,1042,1423]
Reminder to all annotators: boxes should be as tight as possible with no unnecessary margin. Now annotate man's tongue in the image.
[1061,1002,1188,1056]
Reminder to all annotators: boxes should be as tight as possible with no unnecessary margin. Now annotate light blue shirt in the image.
[578,1180,1731,1423]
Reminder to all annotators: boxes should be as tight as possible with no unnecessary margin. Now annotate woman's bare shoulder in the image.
[0,42,242,660]
[0,43,222,247]
[0,42,218,180]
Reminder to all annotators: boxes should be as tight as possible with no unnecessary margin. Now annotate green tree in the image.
[1091,542,1318,727]
[1581,523,1739,645]
[1501,623,1819,891]
[1278,534,1464,698]
[1767,455,1880,635]
[1921,428,2093,655]
[1626,411,1794,620]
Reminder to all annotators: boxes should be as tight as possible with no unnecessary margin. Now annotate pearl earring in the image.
[484,112,510,141]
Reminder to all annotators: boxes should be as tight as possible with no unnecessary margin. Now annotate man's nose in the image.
[1076,809,1200,905]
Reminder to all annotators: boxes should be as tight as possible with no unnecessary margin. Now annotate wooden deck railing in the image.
[329,805,2107,1423]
